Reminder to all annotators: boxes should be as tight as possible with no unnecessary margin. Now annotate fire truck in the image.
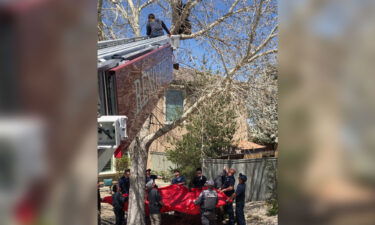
[97,35,180,172]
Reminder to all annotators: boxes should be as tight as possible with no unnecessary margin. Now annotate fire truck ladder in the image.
[97,35,180,69]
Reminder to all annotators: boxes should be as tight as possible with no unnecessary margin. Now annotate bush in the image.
[166,93,237,185]
[115,155,131,180]
[266,160,278,216]
[154,170,175,183]
[267,198,278,216]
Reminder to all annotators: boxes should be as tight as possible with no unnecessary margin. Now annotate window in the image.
[0,18,18,110]
[100,157,113,173]
[97,71,118,115]
[107,73,118,115]
[97,71,106,116]
[165,90,184,122]
[0,141,15,190]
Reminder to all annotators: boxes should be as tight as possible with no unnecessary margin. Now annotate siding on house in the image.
[149,151,176,172]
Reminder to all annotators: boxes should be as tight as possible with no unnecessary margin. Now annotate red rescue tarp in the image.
[102,184,230,215]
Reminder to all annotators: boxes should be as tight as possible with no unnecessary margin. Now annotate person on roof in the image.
[146,13,171,38]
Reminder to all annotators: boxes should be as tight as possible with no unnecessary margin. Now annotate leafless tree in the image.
[98,0,260,40]
[98,1,277,224]
[246,64,278,144]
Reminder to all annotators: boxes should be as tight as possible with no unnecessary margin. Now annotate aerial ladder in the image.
[97,35,180,172]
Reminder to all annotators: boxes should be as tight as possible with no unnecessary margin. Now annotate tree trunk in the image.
[126,118,151,225]
[97,0,105,41]
[127,136,148,225]
[132,14,141,37]
[170,0,179,33]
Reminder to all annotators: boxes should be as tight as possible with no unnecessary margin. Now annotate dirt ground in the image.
[99,184,277,225]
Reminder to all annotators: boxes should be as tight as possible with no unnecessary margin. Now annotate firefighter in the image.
[215,167,227,223]
[192,168,207,188]
[171,169,186,185]
[119,169,130,194]
[98,180,102,225]
[194,180,218,225]
[146,13,171,38]
[227,173,247,225]
[219,168,236,225]
[145,169,158,184]
[112,184,126,225]
[146,180,164,225]
[214,167,227,189]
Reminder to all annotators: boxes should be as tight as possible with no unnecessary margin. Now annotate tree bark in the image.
[126,118,151,225]
[97,0,105,41]
[170,0,181,34]
[116,1,278,224]
[127,137,148,225]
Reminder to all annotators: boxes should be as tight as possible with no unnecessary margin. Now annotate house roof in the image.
[173,67,197,82]
[234,140,266,150]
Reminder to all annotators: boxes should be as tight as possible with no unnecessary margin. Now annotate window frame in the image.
[164,88,185,124]
[99,155,116,175]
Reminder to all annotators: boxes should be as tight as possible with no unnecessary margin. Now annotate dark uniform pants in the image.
[201,210,216,225]
[114,208,125,225]
[224,203,235,225]
[236,202,246,225]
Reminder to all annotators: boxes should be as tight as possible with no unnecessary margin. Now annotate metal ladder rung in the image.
[97,36,148,49]
[98,36,170,61]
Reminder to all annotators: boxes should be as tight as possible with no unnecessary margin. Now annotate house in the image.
[235,140,276,159]
[98,68,250,178]
[212,140,277,160]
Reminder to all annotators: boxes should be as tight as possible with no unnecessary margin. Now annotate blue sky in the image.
[141,4,209,68]
[102,0,278,76]
[102,0,209,67]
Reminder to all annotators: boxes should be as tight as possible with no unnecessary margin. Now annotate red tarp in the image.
[102,184,230,215]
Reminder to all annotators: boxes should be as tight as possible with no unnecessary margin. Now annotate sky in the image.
[141,3,212,69]
[102,0,278,77]
[101,0,209,68]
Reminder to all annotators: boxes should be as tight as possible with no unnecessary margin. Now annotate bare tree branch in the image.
[98,0,105,41]
[171,0,200,34]
[127,0,136,13]
[247,0,266,55]
[229,0,241,12]
[139,0,158,11]
[251,24,278,56]
[247,49,278,63]
[104,1,279,223]
[145,87,222,147]
[208,38,230,76]
[180,7,250,40]
[145,2,277,144]
[226,24,278,78]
